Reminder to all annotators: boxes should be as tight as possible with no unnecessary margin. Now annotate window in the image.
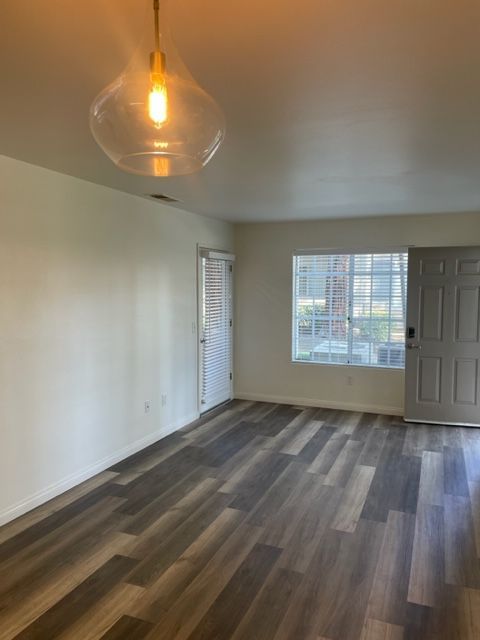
[292,251,408,368]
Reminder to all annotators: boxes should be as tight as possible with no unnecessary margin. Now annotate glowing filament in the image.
[149,82,168,126]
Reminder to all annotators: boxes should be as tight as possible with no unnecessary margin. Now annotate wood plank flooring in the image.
[1,400,480,639]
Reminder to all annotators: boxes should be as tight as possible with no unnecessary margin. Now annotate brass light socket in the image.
[150,51,166,73]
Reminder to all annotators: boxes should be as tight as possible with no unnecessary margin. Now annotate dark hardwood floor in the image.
[1,400,480,639]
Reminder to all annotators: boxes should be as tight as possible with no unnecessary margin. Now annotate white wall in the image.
[0,155,233,525]
[234,212,480,416]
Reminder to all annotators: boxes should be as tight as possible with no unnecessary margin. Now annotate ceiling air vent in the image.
[149,193,179,203]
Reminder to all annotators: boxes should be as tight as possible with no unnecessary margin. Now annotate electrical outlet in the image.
[347,376,354,386]
[161,394,167,407]
[144,401,151,414]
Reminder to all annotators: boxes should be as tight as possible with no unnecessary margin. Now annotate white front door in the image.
[405,246,480,426]
[199,250,234,413]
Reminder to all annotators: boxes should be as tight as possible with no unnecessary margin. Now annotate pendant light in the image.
[89,0,225,177]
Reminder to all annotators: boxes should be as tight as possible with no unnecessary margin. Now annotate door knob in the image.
[407,343,422,350]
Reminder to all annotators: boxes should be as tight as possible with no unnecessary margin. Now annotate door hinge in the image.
[230,373,232,380]
[229,264,233,272]
[229,319,232,327]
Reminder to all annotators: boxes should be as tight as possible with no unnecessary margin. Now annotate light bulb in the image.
[148,51,168,126]
[89,0,225,177]
[148,84,168,126]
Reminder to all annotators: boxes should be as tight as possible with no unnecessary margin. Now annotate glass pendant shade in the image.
[89,0,225,177]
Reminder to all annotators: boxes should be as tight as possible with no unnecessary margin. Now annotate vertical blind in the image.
[201,257,233,411]
[292,252,408,368]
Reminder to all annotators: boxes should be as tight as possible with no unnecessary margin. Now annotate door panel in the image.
[418,357,442,403]
[419,286,444,341]
[457,259,480,275]
[453,359,478,405]
[421,258,445,275]
[455,287,479,342]
[405,247,480,426]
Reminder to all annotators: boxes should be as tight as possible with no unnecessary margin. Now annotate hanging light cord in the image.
[153,0,161,52]
[151,0,166,76]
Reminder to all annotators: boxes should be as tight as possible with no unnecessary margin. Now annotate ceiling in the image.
[1,0,480,222]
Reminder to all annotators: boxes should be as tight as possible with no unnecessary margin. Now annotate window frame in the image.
[291,248,408,370]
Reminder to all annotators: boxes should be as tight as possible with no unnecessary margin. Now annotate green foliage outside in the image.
[354,311,390,342]
[298,305,392,343]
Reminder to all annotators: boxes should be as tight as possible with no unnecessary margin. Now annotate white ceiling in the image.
[1,0,480,222]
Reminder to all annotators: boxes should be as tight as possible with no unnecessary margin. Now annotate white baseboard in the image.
[234,392,403,417]
[0,411,199,528]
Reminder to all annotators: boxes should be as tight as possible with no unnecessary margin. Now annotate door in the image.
[405,247,480,426]
[199,249,234,413]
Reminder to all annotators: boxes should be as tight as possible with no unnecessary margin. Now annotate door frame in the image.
[196,245,235,415]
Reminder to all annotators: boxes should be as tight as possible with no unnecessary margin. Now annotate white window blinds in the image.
[200,257,233,411]
[292,252,408,368]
